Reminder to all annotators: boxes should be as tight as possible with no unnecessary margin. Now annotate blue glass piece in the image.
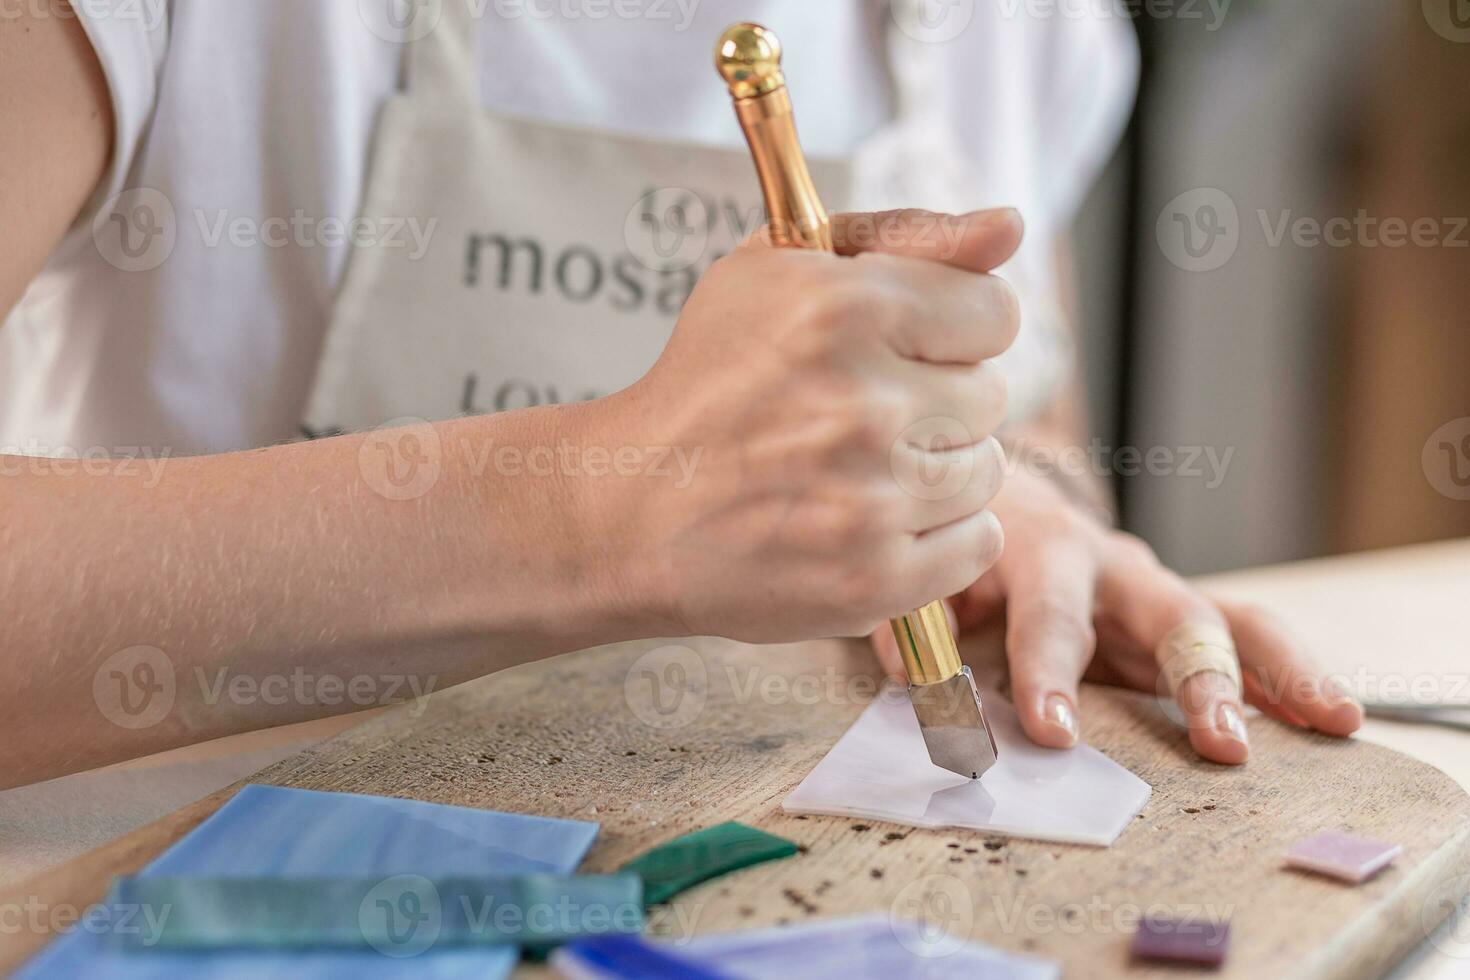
[17,784,600,979]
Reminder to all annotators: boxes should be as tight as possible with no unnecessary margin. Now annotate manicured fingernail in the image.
[1044,694,1078,746]
[1217,702,1249,746]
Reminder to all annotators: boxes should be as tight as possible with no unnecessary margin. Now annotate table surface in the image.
[3,538,1469,977]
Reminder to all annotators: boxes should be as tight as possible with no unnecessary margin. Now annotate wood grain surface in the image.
[3,631,1468,978]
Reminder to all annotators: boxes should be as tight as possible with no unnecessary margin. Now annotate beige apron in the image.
[303,0,852,435]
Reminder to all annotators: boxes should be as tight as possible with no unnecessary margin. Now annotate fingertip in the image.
[1018,690,1080,749]
[1189,723,1251,766]
[1315,698,1364,738]
[1176,674,1250,765]
[954,208,1024,271]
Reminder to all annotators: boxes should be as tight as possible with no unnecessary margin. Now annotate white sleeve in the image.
[67,0,169,223]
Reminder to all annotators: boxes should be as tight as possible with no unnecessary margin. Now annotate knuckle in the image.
[984,274,1022,351]
[972,509,1006,571]
[1109,531,1160,567]
[1014,594,1096,648]
[971,364,1010,435]
[843,388,908,454]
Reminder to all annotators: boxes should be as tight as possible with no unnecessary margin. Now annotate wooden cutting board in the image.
[3,633,1468,978]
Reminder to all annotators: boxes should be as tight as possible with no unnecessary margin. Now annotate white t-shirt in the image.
[0,0,1137,456]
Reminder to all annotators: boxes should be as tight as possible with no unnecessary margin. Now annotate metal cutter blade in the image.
[909,666,999,780]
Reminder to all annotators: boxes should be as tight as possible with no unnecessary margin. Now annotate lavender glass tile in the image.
[1284,831,1403,883]
[16,784,600,979]
[553,915,1059,980]
[782,686,1150,846]
[1130,916,1231,967]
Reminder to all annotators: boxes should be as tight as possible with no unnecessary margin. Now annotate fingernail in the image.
[1043,694,1078,746]
[1216,702,1249,746]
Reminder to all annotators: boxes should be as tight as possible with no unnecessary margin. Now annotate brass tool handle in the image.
[715,23,963,689]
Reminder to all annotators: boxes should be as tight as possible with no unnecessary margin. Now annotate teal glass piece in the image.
[618,822,799,906]
[109,872,643,950]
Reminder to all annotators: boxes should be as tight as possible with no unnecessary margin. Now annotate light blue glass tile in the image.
[17,784,600,979]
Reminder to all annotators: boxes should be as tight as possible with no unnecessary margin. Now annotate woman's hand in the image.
[870,467,1364,764]
[596,209,1022,643]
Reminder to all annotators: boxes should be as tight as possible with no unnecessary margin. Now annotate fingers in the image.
[1095,544,1250,765]
[867,257,1022,365]
[901,509,1005,613]
[894,360,1008,446]
[1001,542,1098,749]
[893,432,1007,533]
[831,208,1025,274]
[1217,598,1363,737]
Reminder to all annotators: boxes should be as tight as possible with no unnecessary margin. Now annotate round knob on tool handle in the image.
[715,23,786,100]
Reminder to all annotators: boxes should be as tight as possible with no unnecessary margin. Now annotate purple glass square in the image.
[1285,831,1402,883]
[1130,915,1231,967]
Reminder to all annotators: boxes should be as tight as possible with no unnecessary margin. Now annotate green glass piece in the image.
[618,822,799,906]
[107,872,643,951]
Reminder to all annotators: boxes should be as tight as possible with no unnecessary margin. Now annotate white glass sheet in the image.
[784,687,1150,846]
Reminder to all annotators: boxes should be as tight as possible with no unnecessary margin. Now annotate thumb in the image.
[832,208,1024,274]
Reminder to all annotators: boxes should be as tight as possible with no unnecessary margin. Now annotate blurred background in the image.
[1072,0,1470,573]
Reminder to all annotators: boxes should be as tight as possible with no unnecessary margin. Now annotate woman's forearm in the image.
[0,400,672,788]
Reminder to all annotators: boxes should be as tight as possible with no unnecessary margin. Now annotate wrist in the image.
[484,394,686,647]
